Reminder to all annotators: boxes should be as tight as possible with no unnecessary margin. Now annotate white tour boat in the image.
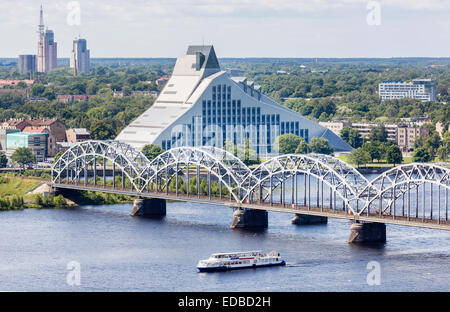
[197,250,285,272]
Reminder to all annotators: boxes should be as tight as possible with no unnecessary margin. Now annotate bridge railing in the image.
[52,140,450,224]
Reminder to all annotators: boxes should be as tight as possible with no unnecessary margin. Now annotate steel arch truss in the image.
[241,153,376,215]
[360,163,450,221]
[52,140,149,191]
[51,140,449,224]
[140,146,252,201]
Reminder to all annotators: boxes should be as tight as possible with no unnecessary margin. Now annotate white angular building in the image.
[116,45,352,156]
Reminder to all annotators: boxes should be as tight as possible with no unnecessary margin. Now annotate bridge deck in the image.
[53,183,450,231]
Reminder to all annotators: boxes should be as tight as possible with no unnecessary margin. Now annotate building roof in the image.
[0,89,26,94]
[186,45,220,70]
[4,119,28,127]
[27,118,61,126]
[0,80,34,86]
[23,126,49,133]
[7,131,46,137]
[69,128,90,135]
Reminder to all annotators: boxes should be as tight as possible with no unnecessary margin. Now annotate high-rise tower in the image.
[70,38,90,75]
[37,5,57,73]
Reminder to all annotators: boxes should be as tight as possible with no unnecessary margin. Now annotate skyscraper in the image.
[36,5,57,73]
[70,38,90,75]
[18,55,37,75]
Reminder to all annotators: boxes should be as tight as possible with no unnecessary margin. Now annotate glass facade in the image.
[161,84,309,156]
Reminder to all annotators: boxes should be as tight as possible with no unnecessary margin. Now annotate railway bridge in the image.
[52,140,450,243]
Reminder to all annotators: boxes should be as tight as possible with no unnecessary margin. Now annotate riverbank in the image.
[0,175,76,211]
[0,174,135,211]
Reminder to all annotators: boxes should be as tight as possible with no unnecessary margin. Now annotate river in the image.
[1,196,449,291]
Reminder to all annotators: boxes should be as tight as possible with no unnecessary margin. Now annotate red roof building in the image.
[156,77,170,86]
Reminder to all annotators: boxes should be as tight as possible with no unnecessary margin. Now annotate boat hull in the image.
[197,261,286,273]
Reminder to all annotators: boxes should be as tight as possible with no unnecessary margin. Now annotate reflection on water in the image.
[0,199,449,291]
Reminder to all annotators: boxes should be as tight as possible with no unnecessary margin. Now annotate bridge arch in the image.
[241,153,375,214]
[360,163,450,220]
[139,146,252,202]
[52,140,149,191]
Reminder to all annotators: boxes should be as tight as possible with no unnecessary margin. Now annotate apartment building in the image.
[379,79,437,102]
[66,128,90,143]
[320,121,429,150]
[6,132,48,162]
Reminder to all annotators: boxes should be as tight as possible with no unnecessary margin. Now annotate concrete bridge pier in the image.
[230,208,268,229]
[348,222,386,244]
[131,198,166,218]
[291,214,328,225]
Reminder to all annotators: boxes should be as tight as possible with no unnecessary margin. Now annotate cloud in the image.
[2,0,449,26]
[0,0,449,58]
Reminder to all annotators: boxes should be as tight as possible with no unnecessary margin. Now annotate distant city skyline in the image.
[2,0,449,58]
[36,5,57,73]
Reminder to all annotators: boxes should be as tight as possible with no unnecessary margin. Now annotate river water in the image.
[1,197,449,291]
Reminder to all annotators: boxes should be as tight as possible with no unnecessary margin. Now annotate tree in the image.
[438,132,450,160]
[385,145,403,165]
[348,148,371,168]
[11,147,36,169]
[369,124,388,142]
[89,119,115,140]
[224,140,259,166]
[41,87,56,100]
[240,139,259,166]
[379,141,397,160]
[295,138,308,154]
[142,144,164,161]
[340,126,362,148]
[437,145,448,161]
[31,83,45,97]
[275,133,301,154]
[0,152,8,168]
[308,137,334,155]
[413,146,433,162]
[54,152,63,164]
[361,141,382,162]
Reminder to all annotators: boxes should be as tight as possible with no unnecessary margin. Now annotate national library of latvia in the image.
[116,45,352,157]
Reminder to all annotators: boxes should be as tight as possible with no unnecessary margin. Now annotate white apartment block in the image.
[379,79,437,102]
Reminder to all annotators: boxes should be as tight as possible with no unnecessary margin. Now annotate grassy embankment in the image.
[0,172,135,211]
[337,155,415,168]
[0,175,71,211]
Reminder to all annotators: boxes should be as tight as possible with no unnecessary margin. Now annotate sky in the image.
[1,0,449,58]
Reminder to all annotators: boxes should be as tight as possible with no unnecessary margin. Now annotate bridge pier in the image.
[291,214,328,225]
[230,208,268,229]
[131,198,166,218]
[348,222,386,244]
